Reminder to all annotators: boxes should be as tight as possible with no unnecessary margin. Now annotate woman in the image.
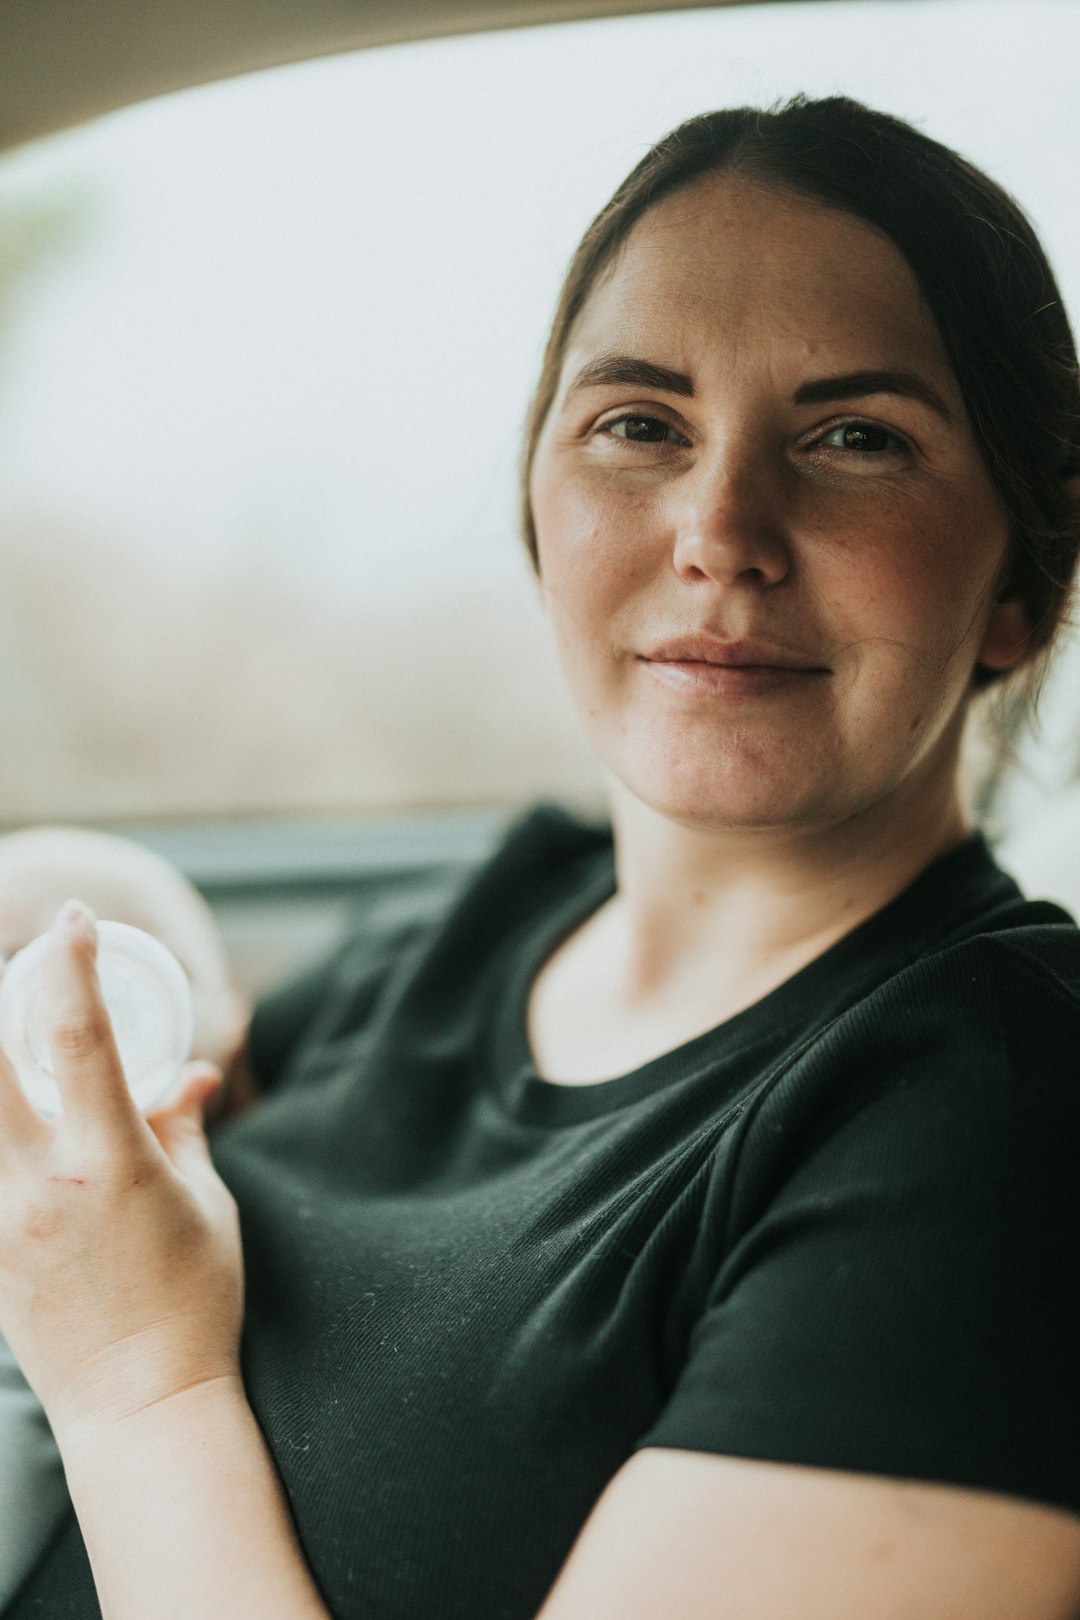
[3,95,1080,1619]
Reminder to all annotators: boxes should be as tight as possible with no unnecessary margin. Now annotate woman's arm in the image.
[536,1448,1080,1620]
[0,902,328,1619]
[58,1382,327,1619]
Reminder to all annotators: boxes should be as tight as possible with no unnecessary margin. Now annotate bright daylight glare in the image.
[0,0,1077,826]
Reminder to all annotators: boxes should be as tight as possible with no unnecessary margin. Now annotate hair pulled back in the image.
[521,96,1080,681]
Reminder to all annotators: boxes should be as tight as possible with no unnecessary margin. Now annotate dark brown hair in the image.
[520,96,1080,683]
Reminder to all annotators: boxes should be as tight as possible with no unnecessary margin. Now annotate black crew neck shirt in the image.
[10,805,1080,1620]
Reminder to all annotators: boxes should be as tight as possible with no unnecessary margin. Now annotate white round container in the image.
[0,921,194,1117]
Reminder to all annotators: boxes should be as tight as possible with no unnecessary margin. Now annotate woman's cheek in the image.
[536,466,655,613]
[532,477,651,732]
[533,484,597,638]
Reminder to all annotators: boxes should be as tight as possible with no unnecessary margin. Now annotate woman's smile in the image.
[640,659,830,700]
[638,634,832,700]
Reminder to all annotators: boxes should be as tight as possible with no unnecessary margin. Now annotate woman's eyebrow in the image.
[564,358,953,424]
[793,370,954,422]
[565,354,695,399]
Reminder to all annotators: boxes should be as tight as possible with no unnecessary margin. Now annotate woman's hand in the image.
[0,899,244,1445]
[0,826,251,1077]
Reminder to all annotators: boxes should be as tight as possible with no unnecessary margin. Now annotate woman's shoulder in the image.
[896,917,1080,1111]
[739,910,1080,1206]
[804,827,1080,1064]
[863,887,1080,1064]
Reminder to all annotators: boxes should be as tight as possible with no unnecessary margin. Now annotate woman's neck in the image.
[604,778,971,1006]
[528,758,975,1085]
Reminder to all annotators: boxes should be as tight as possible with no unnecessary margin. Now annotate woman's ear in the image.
[977,596,1033,673]
[979,473,1080,672]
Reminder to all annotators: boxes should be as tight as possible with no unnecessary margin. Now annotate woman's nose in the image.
[670,447,790,588]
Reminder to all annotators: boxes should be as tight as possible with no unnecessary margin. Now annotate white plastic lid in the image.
[0,920,195,1118]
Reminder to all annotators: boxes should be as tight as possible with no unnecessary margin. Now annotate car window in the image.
[0,0,1076,828]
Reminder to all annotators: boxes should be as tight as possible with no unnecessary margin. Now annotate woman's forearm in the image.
[58,1376,332,1620]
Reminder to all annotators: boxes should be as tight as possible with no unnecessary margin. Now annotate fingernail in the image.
[56,899,97,935]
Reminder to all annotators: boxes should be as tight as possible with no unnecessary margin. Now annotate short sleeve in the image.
[638,933,1080,1516]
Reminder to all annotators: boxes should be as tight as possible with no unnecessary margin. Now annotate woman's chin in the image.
[612,767,839,835]
[603,732,845,833]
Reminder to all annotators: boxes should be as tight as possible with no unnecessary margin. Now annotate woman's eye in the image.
[602,414,686,445]
[819,421,907,455]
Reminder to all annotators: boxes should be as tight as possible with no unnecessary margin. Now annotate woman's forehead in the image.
[565,175,953,394]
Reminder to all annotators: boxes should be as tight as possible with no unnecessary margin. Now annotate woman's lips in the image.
[638,636,831,698]
[640,658,829,698]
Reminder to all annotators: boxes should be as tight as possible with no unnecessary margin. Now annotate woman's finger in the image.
[40,900,144,1150]
[149,1059,222,1141]
[147,1061,223,1174]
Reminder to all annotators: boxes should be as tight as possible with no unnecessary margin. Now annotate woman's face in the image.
[528,174,1030,836]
